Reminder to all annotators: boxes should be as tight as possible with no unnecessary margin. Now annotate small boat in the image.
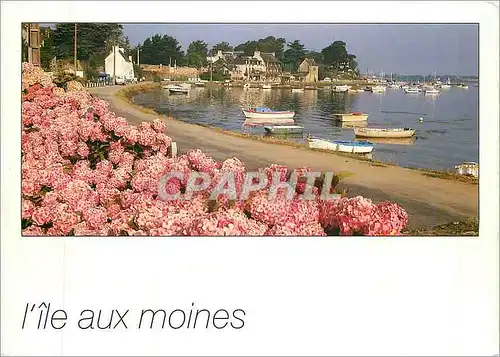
[334,85,349,92]
[424,88,440,95]
[404,87,420,94]
[304,86,318,90]
[291,88,304,93]
[333,112,369,122]
[308,136,374,154]
[264,125,304,135]
[348,88,365,93]
[455,162,478,177]
[242,107,295,119]
[167,85,190,94]
[194,81,206,87]
[456,83,469,89]
[354,127,416,138]
[371,85,386,93]
[262,84,272,89]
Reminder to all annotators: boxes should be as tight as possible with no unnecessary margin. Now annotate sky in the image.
[122,23,478,76]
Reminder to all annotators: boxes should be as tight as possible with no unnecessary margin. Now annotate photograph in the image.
[21,22,479,236]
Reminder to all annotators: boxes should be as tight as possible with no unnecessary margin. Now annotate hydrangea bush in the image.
[21,63,408,236]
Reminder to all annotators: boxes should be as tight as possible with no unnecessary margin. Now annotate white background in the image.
[1,1,499,355]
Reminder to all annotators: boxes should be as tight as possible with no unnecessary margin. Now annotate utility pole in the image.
[113,41,116,85]
[74,23,77,72]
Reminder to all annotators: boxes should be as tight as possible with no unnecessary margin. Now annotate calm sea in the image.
[133,85,479,170]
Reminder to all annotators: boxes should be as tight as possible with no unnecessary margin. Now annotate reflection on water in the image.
[134,86,478,170]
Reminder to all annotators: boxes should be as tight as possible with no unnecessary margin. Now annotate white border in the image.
[1,1,499,355]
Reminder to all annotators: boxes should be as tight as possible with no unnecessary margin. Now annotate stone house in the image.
[298,58,319,82]
[223,50,282,82]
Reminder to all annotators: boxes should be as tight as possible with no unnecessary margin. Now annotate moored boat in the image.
[334,85,349,92]
[371,85,386,93]
[404,87,420,94]
[264,125,304,135]
[291,88,304,93]
[455,162,478,177]
[242,107,295,119]
[354,127,416,138]
[424,87,440,95]
[308,136,374,154]
[262,84,272,89]
[167,85,190,94]
[333,112,369,122]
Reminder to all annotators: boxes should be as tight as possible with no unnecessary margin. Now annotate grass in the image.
[403,217,479,236]
[113,83,478,185]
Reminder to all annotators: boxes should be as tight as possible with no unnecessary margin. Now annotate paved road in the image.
[89,85,479,229]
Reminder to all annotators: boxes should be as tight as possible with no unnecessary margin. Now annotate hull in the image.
[243,118,295,126]
[242,110,295,119]
[404,88,419,94]
[169,88,189,94]
[308,138,374,154]
[364,137,415,145]
[264,125,304,134]
[354,127,416,138]
[372,85,386,92]
[291,88,304,93]
[333,113,369,122]
[261,84,272,89]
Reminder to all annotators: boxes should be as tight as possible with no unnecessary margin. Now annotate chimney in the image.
[254,50,260,57]
[217,50,222,57]
[129,55,132,62]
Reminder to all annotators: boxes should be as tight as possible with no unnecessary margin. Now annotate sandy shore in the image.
[88,84,478,230]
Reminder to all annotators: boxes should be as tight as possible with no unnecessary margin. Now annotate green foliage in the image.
[283,40,307,73]
[140,34,185,66]
[53,23,126,70]
[321,41,358,75]
[211,41,233,55]
[40,27,56,71]
[234,36,286,59]
[152,75,162,82]
[187,40,208,68]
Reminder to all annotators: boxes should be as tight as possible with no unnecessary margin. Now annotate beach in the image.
[88,83,478,230]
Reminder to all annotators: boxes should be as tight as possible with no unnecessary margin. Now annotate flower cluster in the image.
[21,63,409,236]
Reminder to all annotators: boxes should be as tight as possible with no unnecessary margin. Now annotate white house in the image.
[105,46,134,81]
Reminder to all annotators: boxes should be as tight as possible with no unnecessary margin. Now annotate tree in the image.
[321,41,357,76]
[211,41,233,55]
[283,40,306,73]
[187,40,208,68]
[40,26,56,71]
[306,51,323,64]
[53,23,126,69]
[234,36,286,59]
[139,34,185,66]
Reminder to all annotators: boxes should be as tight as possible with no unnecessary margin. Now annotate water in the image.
[133,86,479,170]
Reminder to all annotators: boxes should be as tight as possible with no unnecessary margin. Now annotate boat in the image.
[335,120,368,129]
[334,85,349,92]
[304,86,318,90]
[456,83,469,89]
[308,136,374,154]
[348,88,365,93]
[354,127,416,138]
[242,107,295,119]
[264,125,304,135]
[404,87,420,94]
[424,87,440,95]
[333,112,369,122]
[194,81,206,87]
[455,162,478,177]
[291,88,304,93]
[371,85,386,93]
[262,84,272,89]
[166,85,190,94]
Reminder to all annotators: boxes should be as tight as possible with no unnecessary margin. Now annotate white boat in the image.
[242,107,295,119]
[194,81,205,87]
[168,86,189,94]
[291,88,304,93]
[354,127,416,138]
[308,136,374,154]
[348,88,365,93]
[371,85,386,93]
[264,125,304,135]
[404,87,420,94]
[333,112,369,122]
[261,84,272,89]
[424,87,440,95]
[455,162,478,177]
[334,85,349,92]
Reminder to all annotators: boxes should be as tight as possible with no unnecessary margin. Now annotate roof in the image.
[260,53,279,63]
[231,57,261,65]
[119,50,131,62]
[302,58,317,66]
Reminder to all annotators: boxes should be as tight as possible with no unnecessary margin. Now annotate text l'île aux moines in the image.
[22,302,246,330]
